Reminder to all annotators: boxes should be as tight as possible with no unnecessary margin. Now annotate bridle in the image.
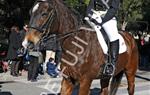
[28,0,56,34]
[26,0,81,50]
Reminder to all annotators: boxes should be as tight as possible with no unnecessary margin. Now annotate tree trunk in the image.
[121,21,128,31]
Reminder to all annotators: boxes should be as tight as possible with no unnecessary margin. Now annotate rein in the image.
[28,0,81,50]
[32,28,80,51]
[42,29,81,42]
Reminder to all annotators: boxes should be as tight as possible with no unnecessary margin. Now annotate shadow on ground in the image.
[46,87,101,95]
[0,92,13,95]
[0,81,15,95]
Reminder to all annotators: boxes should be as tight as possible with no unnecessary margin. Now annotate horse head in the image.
[22,0,59,48]
[22,0,78,49]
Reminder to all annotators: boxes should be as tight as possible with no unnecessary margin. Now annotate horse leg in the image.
[125,52,138,95]
[100,77,111,95]
[109,71,124,95]
[125,71,136,95]
[60,78,74,95]
[78,78,92,95]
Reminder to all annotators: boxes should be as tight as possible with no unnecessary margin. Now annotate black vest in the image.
[94,0,112,11]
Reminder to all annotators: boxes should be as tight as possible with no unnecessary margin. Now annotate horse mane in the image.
[53,0,80,33]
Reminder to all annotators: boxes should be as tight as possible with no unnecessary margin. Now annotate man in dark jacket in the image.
[85,0,120,76]
[27,50,43,82]
[6,25,21,76]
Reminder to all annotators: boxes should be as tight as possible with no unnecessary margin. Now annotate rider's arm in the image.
[102,0,120,24]
[86,0,95,15]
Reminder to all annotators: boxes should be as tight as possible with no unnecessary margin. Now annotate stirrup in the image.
[103,63,115,76]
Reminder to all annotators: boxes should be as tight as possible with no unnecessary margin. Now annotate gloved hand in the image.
[88,12,102,24]
[84,16,101,31]
[84,10,102,30]
[84,16,90,21]
[84,16,97,29]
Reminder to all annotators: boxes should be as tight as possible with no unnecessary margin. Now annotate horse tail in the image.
[109,71,124,95]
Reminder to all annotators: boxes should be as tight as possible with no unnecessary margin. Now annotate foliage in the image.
[64,0,90,7]
[0,0,149,31]
[142,0,150,30]
[65,0,145,30]
[64,0,89,18]
[123,0,143,21]
[0,0,35,27]
[118,0,144,30]
[64,0,79,7]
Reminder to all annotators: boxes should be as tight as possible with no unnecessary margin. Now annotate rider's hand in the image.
[89,13,102,24]
[84,16,90,21]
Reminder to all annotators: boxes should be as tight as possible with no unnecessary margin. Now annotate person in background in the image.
[17,25,29,75]
[27,46,43,82]
[6,25,21,77]
[19,25,28,42]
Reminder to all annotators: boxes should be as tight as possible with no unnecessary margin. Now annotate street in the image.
[0,70,150,95]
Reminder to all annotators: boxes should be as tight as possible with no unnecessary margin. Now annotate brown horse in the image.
[22,0,139,95]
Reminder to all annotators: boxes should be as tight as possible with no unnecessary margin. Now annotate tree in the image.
[118,0,143,31]
[64,0,89,18]
[0,0,147,31]
[142,0,150,31]
[65,0,144,31]
[0,0,35,28]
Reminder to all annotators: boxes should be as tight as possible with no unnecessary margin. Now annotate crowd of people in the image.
[3,24,46,82]
[133,31,150,70]
[2,26,149,83]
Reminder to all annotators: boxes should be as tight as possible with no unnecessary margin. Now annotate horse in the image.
[22,0,139,95]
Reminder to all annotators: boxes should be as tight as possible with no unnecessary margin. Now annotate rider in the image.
[85,0,120,76]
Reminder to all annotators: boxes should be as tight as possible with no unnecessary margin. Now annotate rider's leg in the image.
[109,39,119,73]
[102,17,119,75]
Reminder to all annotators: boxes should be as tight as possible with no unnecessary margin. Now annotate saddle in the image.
[84,10,127,76]
[84,10,127,55]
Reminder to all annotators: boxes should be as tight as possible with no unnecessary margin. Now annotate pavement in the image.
[0,69,150,95]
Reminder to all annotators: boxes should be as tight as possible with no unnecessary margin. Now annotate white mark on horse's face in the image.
[32,3,39,13]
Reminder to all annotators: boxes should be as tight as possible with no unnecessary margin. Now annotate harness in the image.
[27,0,82,51]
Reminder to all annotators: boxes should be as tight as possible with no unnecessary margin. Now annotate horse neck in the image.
[55,0,79,34]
